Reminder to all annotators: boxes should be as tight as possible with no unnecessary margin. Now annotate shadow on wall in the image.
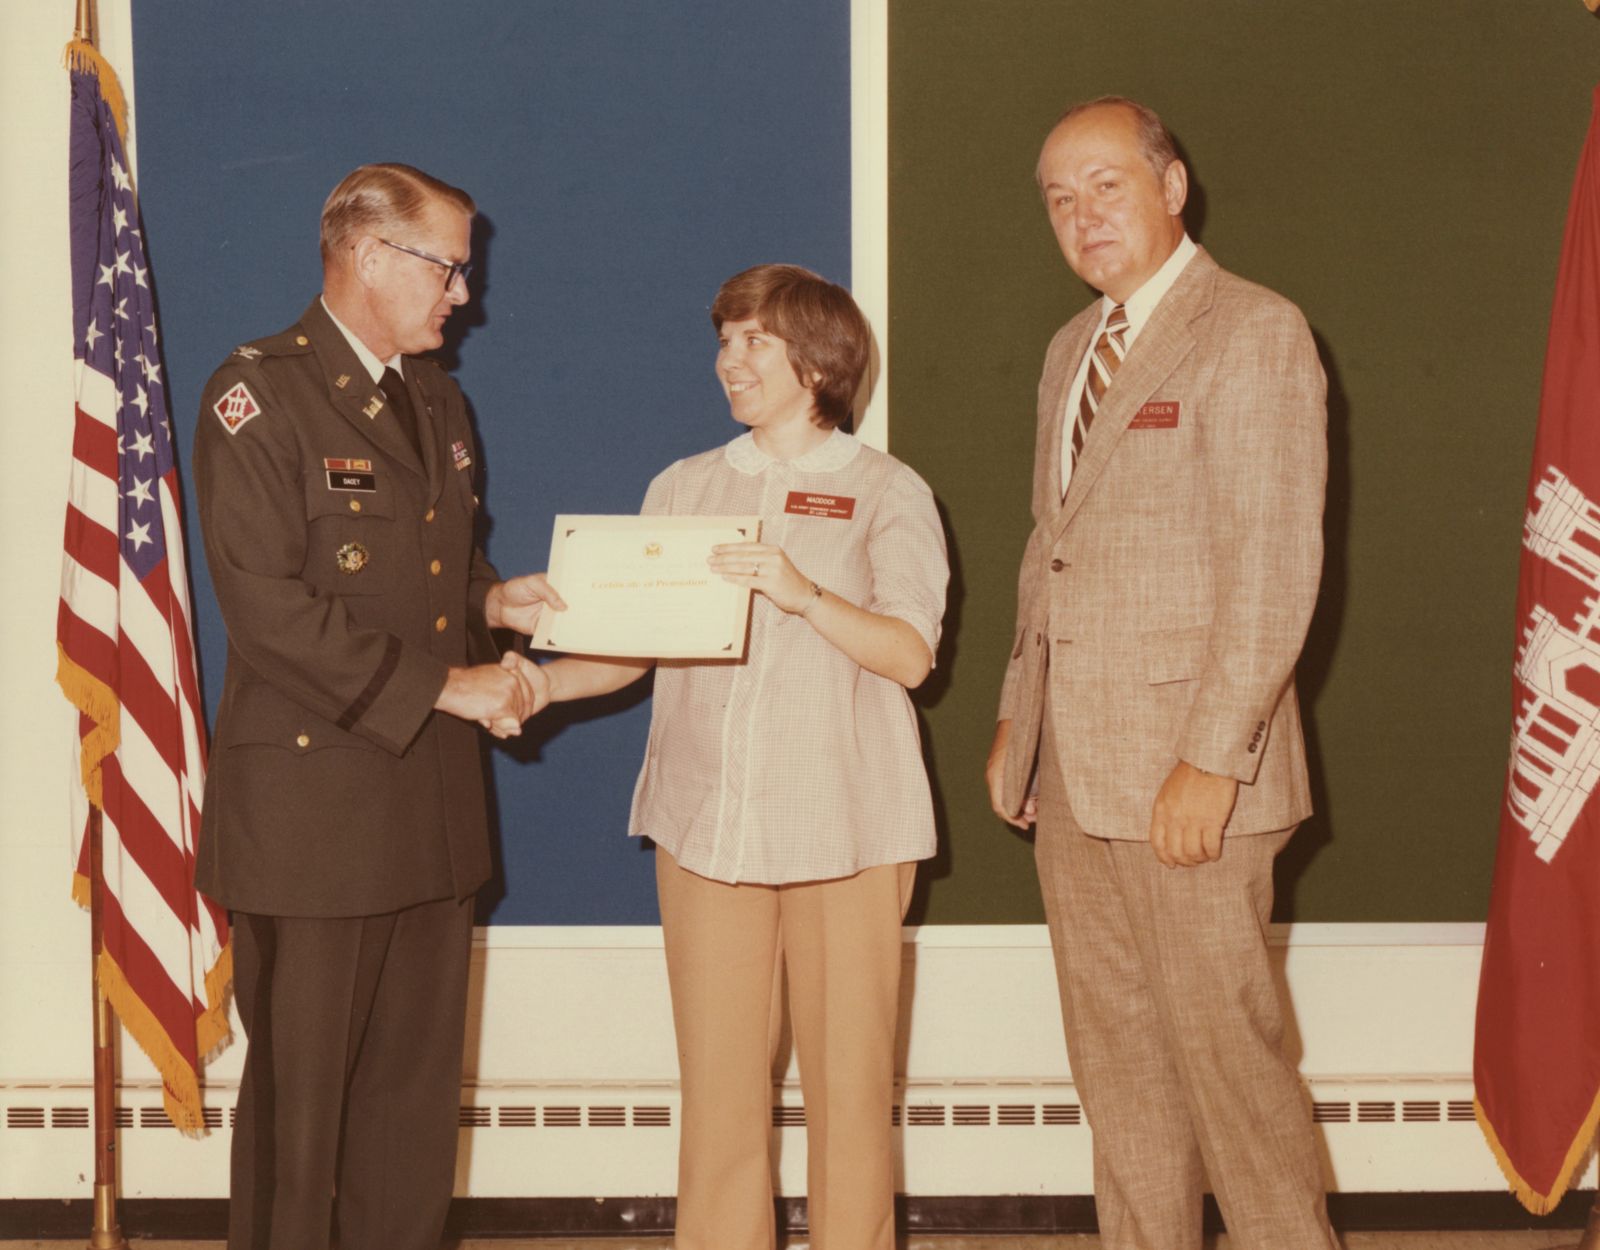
[1274,329,1351,922]
[907,495,965,927]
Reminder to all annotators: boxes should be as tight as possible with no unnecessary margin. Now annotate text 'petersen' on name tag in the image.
[785,491,856,520]
[1129,401,1181,430]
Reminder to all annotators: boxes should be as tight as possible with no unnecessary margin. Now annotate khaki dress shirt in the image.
[629,430,947,884]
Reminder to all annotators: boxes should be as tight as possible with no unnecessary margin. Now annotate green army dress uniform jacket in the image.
[193,299,501,918]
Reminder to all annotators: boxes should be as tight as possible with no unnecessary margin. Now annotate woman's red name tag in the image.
[785,491,856,519]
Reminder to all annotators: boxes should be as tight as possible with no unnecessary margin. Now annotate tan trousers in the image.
[655,848,914,1250]
[1035,738,1339,1250]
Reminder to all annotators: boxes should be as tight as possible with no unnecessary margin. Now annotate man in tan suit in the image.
[986,97,1340,1249]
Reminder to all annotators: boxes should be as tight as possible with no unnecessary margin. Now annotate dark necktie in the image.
[380,366,422,460]
[1068,302,1129,483]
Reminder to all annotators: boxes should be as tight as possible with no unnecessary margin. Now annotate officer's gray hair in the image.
[1035,96,1180,190]
[319,163,475,267]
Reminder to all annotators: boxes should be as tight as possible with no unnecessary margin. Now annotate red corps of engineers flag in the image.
[55,42,230,1132]
[1476,85,1600,1213]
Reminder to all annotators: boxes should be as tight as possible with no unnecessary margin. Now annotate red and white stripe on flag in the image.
[56,43,230,1134]
[1475,85,1600,1214]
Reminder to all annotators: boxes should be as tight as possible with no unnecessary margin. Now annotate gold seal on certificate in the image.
[530,514,762,658]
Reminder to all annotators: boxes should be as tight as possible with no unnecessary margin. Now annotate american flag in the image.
[56,43,230,1133]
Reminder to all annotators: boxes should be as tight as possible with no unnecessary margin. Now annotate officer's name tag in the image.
[324,458,376,492]
[784,491,855,520]
[1129,401,1180,430]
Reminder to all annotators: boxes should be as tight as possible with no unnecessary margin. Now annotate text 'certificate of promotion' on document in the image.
[530,515,762,659]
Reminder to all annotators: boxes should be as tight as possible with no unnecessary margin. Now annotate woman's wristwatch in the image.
[799,581,824,618]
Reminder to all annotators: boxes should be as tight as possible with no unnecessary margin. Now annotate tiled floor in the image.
[2,1235,1590,1248]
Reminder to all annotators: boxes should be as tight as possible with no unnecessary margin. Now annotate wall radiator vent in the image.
[139,1107,224,1130]
[0,1077,1525,1201]
[1,1095,1489,1141]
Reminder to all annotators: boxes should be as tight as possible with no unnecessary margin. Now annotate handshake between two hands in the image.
[432,572,568,739]
[437,650,553,739]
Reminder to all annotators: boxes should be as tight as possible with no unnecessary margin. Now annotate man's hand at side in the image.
[1149,760,1238,868]
[987,720,1037,830]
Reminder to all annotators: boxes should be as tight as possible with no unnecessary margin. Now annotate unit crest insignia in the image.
[335,542,371,575]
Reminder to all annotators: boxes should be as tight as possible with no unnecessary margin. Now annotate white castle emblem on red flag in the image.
[1509,466,1600,862]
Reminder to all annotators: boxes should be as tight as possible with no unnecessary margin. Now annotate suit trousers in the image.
[1034,729,1338,1250]
[655,848,915,1250]
[227,894,474,1250]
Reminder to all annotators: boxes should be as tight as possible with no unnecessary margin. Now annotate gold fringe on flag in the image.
[198,942,235,1062]
[68,877,235,1134]
[60,635,235,1132]
[55,643,120,810]
[1476,1091,1600,1215]
[61,39,128,148]
[80,938,213,1134]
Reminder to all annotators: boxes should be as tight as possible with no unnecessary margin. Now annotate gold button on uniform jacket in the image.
[192,299,501,917]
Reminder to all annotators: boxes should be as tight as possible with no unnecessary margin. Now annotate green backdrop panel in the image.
[893,0,1600,924]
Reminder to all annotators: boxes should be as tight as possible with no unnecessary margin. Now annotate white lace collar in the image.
[723,427,862,476]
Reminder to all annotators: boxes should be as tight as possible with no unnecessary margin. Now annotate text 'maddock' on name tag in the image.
[784,491,856,520]
[1129,401,1181,430]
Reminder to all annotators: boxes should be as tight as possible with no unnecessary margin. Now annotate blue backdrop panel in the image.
[132,0,853,923]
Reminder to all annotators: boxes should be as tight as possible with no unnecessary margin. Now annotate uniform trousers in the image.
[1034,728,1339,1250]
[655,848,915,1250]
[228,894,474,1250]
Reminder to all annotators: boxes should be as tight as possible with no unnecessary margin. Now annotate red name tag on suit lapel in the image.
[1129,401,1181,430]
[785,491,856,520]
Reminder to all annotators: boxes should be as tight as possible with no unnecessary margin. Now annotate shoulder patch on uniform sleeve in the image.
[213,380,262,434]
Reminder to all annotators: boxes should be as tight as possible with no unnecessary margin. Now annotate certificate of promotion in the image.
[529,514,762,658]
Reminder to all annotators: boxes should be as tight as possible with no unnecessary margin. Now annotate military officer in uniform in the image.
[192,162,553,1250]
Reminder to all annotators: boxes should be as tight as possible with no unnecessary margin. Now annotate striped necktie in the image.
[1068,302,1129,487]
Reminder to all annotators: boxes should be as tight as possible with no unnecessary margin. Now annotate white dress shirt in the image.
[320,296,402,383]
[1059,233,1199,494]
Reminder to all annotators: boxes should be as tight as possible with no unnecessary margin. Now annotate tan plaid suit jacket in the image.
[997,247,1326,838]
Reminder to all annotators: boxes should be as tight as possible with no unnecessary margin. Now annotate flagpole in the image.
[71,1,129,1240]
[87,806,128,1250]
